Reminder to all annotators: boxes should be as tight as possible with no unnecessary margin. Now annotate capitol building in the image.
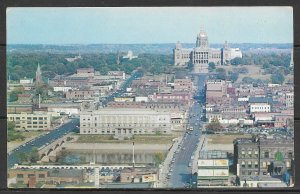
[173,28,242,73]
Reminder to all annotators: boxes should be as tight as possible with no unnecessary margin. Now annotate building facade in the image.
[80,108,172,135]
[197,150,229,187]
[173,28,242,73]
[8,112,51,130]
[234,137,294,177]
[285,92,294,108]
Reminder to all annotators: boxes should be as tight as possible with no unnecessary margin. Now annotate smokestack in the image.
[38,94,41,109]
[132,141,135,168]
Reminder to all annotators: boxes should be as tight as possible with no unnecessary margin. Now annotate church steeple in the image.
[35,63,42,85]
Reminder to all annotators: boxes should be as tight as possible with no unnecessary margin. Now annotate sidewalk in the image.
[191,134,206,174]
[157,136,183,188]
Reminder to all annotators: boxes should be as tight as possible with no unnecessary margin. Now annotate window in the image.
[264,152,269,158]
[288,152,293,159]
[38,174,45,178]
[262,162,267,168]
[17,174,23,178]
[248,171,252,175]
[255,161,258,168]
[254,150,258,157]
[248,161,252,168]
[248,151,252,157]
[241,161,245,168]
[28,174,35,178]
[241,150,245,158]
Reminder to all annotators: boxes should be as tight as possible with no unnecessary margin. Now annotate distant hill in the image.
[7,43,293,54]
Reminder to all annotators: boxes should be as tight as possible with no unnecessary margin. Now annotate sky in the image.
[7,7,293,44]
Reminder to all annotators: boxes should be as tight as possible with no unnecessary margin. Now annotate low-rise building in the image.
[65,90,94,100]
[206,80,227,99]
[233,136,294,177]
[285,92,294,108]
[274,114,293,128]
[7,104,33,114]
[250,103,271,114]
[151,91,192,103]
[7,112,51,130]
[120,168,157,183]
[174,78,193,92]
[8,169,48,186]
[238,176,287,188]
[197,150,229,187]
[17,94,32,103]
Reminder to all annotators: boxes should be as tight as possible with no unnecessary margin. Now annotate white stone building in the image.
[8,112,51,131]
[285,92,294,108]
[250,103,271,114]
[80,108,172,135]
[173,28,242,73]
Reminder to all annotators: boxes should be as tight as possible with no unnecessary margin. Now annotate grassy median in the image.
[76,134,176,144]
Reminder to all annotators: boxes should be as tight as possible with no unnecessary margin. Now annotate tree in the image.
[215,68,226,80]
[28,147,40,163]
[271,72,285,84]
[230,57,242,66]
[16,152,28,163]
[263,63,270,69]
[8,121,15,131]
[208,62,216,72]
[230,73,239,82]
[154,152,165,166]
[206,118,223,131]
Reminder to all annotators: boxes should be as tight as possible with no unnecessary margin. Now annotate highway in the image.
[7,118,80,168]
[168,73,206,188]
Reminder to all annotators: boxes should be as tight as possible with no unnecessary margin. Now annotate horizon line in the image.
[7,42,294,45]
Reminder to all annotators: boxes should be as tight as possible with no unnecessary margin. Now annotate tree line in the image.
[7,52,173,81]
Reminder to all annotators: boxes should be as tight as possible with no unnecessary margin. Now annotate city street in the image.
[7,118,79,168]
[168,74,206,188]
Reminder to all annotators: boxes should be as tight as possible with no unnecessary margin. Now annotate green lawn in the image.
[207,134,252,144]
[76,134,176,144]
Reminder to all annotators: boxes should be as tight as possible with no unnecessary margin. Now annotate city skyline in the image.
[7,7,293,44]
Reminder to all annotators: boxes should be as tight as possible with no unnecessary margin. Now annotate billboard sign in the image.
[198,160,214,167]
[214,159,229,167]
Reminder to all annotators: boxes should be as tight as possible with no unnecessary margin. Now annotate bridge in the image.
[38,135,70,162]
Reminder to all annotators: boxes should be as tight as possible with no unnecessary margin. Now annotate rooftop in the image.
[199,150,227,159]
[248,97,273,104]
[48,169,83,178]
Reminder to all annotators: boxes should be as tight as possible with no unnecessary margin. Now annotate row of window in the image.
[194,60,209,64]
[17,174,45,178]
[81,130,167,134]
[15,125,48,128]
[81,123,168,127]
[13,117,47,120]
[240,161,291,168]
[251,106,270,110]
[240,161,259,168]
